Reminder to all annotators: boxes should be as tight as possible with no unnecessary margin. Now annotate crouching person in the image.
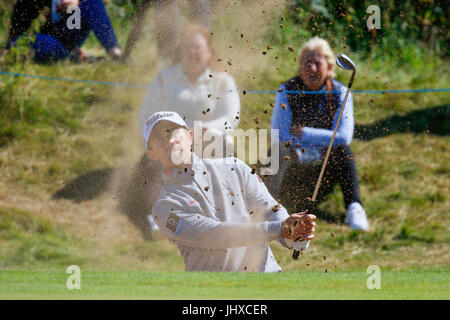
[142,111,316,272]
[268,37,369,231]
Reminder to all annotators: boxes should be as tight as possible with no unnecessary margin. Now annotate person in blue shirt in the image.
[7,0,122,63]
[268,37,369,231]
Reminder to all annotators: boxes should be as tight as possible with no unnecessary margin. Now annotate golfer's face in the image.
[147,122,192,167]
[299,50,330,89]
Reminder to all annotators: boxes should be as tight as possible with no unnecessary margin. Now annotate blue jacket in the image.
[271,77,354,162]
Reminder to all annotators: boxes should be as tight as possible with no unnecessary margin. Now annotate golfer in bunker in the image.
[142,111,316,272]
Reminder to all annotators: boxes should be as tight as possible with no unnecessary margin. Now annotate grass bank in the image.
[0,268,448,299]
[0,0,448,275]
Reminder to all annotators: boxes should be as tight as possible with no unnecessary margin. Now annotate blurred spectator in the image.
[267,37,369,231]
[123,0,210,63]
[139,23,240,156]
[118,24,240,237]
[7,0,122,63]
[153,0,210,64]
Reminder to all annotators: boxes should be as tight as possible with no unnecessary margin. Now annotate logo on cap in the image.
[142,111,189,149]
[145,112,175,131]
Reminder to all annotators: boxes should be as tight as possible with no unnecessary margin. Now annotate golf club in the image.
[292,53,356,260]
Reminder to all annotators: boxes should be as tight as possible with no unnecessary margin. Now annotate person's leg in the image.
[325,145,369,230]
[263,144,292,200]
[187,0,210,27]
[41,0,118,56]
[326,145,362,209]
[31,34,70,63]
[122,0,152,60]
[154,0,178,62]
[292,160,341,214]
[278,161,319,214]
[78,0,119,52]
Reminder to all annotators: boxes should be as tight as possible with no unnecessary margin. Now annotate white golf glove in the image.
[283,239,310,251]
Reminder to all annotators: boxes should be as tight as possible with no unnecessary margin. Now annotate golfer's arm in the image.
[153,203,281,249]
[233,157,289,222]
[233,157,292,248]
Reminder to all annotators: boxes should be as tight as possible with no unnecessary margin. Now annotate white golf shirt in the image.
[139,63,241,137]
[152,153,289,272]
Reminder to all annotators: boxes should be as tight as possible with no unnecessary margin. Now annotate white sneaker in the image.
[147,214,160,231]
[346,202,369,231]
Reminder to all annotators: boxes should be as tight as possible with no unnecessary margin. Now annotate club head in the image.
[336,54,356,71]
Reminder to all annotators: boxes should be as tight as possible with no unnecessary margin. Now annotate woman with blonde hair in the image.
[268,37,369,231]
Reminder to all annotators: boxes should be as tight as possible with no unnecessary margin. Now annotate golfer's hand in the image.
[57,0,80,12]
[281,212,316,241]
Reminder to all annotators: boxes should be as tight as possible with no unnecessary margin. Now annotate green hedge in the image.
[285,0,448,57]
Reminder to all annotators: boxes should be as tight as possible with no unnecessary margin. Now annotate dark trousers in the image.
[272,145,362,214]
[8,0,118,63]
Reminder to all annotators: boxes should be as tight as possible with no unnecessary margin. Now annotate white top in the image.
[152,153,290,272]
[139,63,241,137]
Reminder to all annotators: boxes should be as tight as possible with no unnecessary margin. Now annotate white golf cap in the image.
[142,111,189,149]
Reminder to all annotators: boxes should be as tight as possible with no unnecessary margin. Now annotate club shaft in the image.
[311,86,351,201]
[292,71,355,260]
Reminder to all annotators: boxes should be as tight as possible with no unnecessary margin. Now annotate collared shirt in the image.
[139,63,241,137]
[151,153,289,272]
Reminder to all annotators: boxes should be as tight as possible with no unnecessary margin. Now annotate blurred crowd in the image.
[3,0,369,240]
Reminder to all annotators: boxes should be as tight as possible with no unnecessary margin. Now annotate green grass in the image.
[0,206,87,269]
[0,0,449,286]
[0,268,448,299]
